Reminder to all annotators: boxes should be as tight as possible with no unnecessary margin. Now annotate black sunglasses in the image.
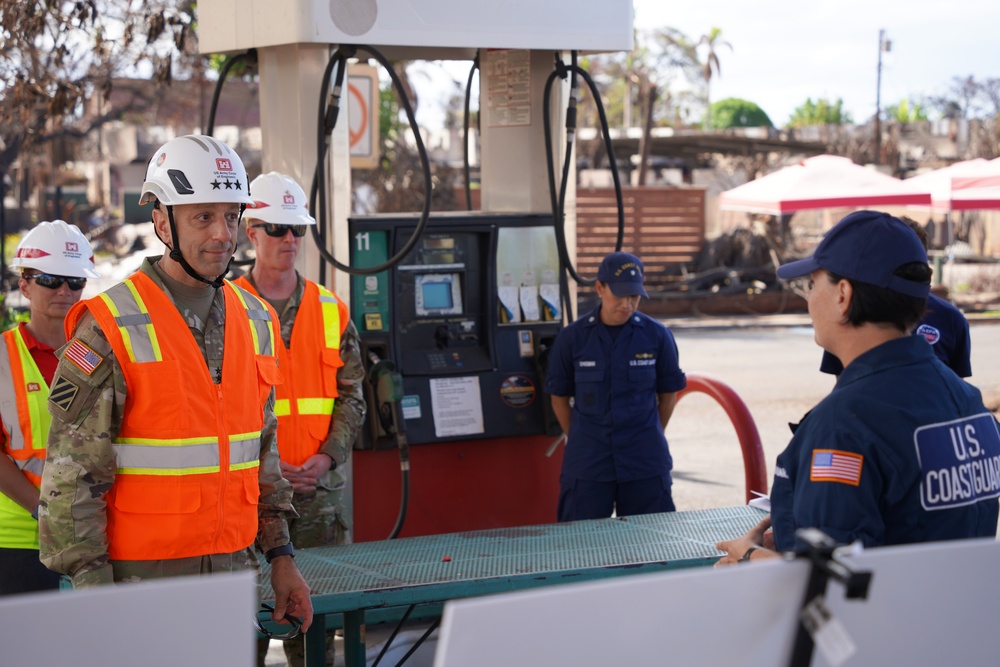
[250,223,307,238]
[253,603,303,641]
[24,273,87,291]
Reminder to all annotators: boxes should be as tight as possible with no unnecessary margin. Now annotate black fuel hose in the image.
[309,44,433,276]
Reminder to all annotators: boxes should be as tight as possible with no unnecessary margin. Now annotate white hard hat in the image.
[245,172,315,226]
[139,134,253,206]
[10,220,100,278]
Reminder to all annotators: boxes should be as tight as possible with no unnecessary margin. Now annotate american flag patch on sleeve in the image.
[64,339,103,375]
[810,449,864,486]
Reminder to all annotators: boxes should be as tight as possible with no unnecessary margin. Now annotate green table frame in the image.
[261,505,766,667]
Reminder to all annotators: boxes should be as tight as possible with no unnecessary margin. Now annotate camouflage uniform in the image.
[38,257,296,587]
[248,271,366,667]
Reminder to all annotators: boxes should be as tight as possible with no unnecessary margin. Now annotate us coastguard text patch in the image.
[64,339,103,375]
[49,375,80,412]
[915,413,1000,511]
[809,449,863,486]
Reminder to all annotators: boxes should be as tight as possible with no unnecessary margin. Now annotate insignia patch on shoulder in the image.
[49,375,80,412]
[64,339,103,375]
[916,323,941,345]
[810,449,863,486]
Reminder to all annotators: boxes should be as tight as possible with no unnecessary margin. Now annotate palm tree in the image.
[697,27,732,130]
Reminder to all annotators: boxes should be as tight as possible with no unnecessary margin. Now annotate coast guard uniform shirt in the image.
[772,335,1000,552]
[545,307,686,482]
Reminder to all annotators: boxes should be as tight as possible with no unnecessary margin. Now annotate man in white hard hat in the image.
[234,172,366,667]
[39,136,314,635]
[0,220,97,596]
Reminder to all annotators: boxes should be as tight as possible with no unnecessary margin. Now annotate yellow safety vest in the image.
[0,326,50,549]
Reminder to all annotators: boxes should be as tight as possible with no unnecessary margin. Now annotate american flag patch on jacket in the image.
[64,339,103,375]
[810,449,863,486]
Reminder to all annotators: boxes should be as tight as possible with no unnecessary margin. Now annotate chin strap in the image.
[161,204,243,289]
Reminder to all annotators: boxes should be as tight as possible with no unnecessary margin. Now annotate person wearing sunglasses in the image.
[38,137,313,643]
[234,172,365,667]
[0,220,98,596]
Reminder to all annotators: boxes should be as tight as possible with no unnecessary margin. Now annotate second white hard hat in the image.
[10,220,100,278]
[245,172,316,226]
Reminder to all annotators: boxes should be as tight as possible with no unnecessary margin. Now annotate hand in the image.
[268,556,314,632]
[279,454,333,494]
[714,516,775,568]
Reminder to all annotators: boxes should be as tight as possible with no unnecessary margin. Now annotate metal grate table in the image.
[262,505,767,667]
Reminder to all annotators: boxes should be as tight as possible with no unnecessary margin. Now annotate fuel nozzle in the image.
[367,352,404,435]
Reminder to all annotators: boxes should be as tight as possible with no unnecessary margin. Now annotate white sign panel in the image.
[430,376,485,438]
[436,538,1000,667]
[0,572,257,666]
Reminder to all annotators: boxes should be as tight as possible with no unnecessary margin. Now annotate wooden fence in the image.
[575,187,706,292]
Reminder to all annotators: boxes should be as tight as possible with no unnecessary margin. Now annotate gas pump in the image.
[197,0,635,540]
[348,212,568,538]
[352,213,563,446]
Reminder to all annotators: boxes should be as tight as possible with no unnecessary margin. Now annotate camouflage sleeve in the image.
[39,310,123,588]
[256,322,297,554]
[319,317,367,466]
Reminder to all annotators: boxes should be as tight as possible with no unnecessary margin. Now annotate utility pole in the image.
[874,29,891,165]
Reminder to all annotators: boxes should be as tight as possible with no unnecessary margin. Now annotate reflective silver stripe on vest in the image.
[246,311,274,356]
[318,295,338,305]
[105,281,160,364]
[246,309,272,321]
[226,282,275,358]
[229,434,262,467]
[244,308,275,356]
[0,341,23,451]
[114,313,153,328]
[113,441,221,471]
[17,457,44,476]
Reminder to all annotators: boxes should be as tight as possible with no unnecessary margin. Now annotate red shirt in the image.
[18,322,59,386]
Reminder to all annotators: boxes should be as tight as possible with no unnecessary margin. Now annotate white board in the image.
[435,537,1000,667]
[435,559,807,667]
[0,571,257,667]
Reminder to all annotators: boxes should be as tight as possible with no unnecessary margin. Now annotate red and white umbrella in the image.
[719,155,931,215]
[951,157,1000,191]
[904,158,1000,212]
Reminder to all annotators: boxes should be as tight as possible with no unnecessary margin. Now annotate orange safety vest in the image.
[0,326,50,549]
[65,272,282,560]
[232,277,345,466]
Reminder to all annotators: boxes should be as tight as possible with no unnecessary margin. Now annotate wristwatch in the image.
[738,545,764,564]
[264,543,296,563]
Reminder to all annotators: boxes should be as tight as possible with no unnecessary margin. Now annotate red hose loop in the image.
[676,372,768,504]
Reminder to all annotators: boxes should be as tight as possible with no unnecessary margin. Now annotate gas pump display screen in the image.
[421,282,453,309]
[415,273,463,316]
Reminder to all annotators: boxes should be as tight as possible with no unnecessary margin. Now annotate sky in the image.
[631,0,1000,126]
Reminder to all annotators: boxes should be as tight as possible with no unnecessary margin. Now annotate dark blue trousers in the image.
[558,473,675,522]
